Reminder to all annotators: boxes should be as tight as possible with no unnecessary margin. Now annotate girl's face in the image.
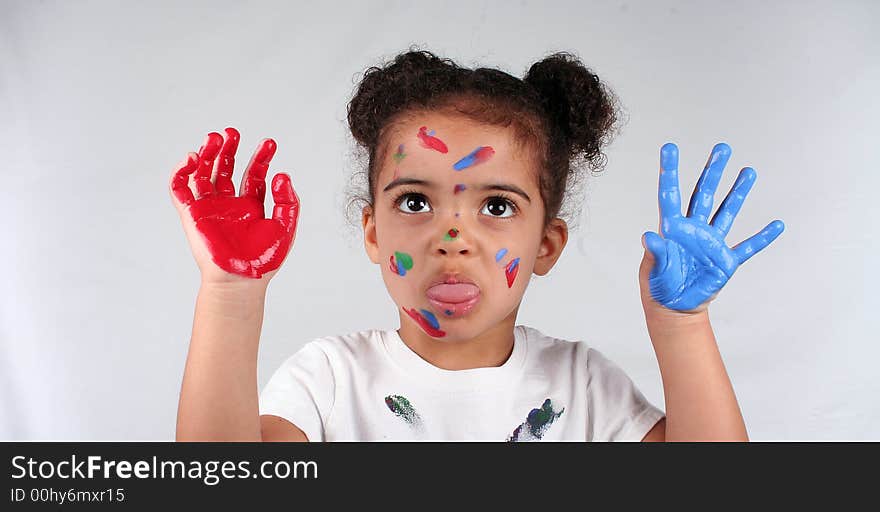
[362,111,567,343]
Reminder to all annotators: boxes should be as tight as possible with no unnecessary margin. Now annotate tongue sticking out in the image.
[426,283,480,303]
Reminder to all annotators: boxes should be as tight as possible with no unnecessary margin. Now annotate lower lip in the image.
[427,293,481,319]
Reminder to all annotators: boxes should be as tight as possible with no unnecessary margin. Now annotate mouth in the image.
[425,276,481,319]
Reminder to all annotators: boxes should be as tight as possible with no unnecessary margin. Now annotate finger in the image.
[271,172,301,232]
[213,127,240,197]
[240,138,277,203]
[687,142,731,224]
[731,219,785,265]
[193,132,224,199]
[710,167,757,237]
[170,153,199,207]
[658,142,682,233]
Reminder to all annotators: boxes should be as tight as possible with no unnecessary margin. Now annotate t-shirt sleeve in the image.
[258,341,336,442]
[585,347,665,442]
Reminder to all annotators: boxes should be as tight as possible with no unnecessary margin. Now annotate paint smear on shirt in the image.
[385,395,424,430]
[507,398,565,442]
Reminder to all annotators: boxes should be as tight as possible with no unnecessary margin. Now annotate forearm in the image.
[646,310,748,442]
[176,282,268,441]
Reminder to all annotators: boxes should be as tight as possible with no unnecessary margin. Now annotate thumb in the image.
[642,231,667,272]
[271,172,301,231]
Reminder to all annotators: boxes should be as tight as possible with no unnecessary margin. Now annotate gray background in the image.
[1,0,876,440]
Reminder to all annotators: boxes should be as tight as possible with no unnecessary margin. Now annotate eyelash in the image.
[392,188,519,217]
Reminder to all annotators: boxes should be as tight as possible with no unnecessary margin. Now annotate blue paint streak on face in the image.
[495,248,508,262]
[428,129,436,136]
[644,142,785,312]
[397,260,406,276]
[510,257,520,271]
[419,309,440,330]
[453,147,483,171]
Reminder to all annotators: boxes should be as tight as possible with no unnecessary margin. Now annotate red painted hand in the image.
[169,127,300,282]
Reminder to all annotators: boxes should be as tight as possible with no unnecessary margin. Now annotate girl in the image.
[171,50,784,442]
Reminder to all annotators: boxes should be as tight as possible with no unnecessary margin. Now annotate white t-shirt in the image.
[258,325,665,442]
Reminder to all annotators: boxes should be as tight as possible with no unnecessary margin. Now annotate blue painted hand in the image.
[638,142,785,314]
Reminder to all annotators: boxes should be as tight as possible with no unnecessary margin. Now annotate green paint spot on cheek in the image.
[394,251,413,270]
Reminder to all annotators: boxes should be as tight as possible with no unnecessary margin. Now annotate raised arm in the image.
[638,142,784,441]
[170,128,301,441]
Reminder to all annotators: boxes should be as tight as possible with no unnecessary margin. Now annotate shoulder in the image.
[277,328,390,373]
[516,324,591,369]
[309,327,388,358]
[516,325,629,380]
[518,324,591,353]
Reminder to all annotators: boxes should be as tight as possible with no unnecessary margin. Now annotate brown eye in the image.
[397,193,432,214]
[481,197,515,218]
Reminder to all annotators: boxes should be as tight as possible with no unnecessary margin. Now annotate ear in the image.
[362,204,380,264]
[533,218,568,276]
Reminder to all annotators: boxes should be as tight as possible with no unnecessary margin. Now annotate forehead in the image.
[380,111,538,183]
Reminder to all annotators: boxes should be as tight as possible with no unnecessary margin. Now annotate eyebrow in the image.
[382,177,532,204]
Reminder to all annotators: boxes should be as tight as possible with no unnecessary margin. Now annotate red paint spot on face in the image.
[505,257,520,288]
[448,229,458,238]
[171,130,300,279]
[453,146,496,171]
[472,146,495,164]
[403,307,446,337]
[417,126,449,153]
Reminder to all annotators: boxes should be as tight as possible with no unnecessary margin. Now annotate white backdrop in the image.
[1,0,877,441]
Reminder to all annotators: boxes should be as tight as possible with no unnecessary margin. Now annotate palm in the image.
[170,128,300,279]
[188,195,293,278]
[641,142,784,313]
[648,214,738,312]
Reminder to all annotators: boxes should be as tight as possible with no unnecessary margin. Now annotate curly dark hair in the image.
[344,47,623,231]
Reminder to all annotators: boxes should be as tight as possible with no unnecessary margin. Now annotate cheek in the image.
[388,250,415,277]
[487,214,544,288]
[379,228,421,291]
[489,244,527,290]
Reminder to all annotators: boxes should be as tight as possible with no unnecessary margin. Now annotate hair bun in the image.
[524,52,618,163]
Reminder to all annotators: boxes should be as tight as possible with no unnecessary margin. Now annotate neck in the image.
[396,306,519,370]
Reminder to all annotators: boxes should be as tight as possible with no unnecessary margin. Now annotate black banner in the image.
[2,442,875,507]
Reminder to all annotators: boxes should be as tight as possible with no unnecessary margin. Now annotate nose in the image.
[436,226,471,256]
[438,246,469,255]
